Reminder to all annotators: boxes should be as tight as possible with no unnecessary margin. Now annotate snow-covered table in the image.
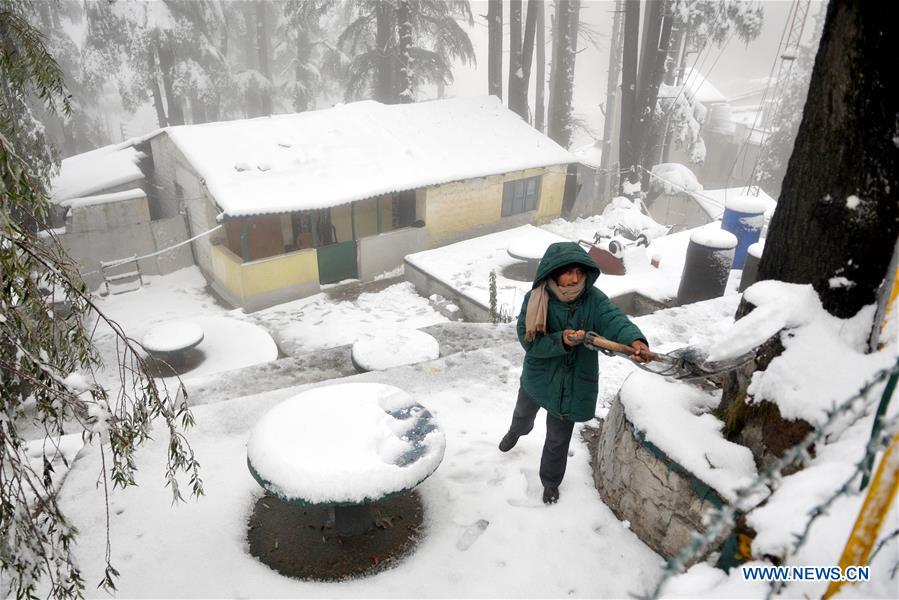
[140,321,204,366]
[246,382,445,536]
[351,328,440,371]
[507,238,551,279]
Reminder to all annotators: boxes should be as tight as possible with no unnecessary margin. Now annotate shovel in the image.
[573,331,755,381]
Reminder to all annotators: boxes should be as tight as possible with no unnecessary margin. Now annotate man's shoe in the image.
[498,431,519,452]
[542,486,560,504]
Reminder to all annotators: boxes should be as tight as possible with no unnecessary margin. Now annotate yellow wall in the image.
[211,244,319,305]
[536,164,567,221]
[424,164,567,245]
[210,244,246,301]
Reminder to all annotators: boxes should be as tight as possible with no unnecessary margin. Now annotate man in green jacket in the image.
[499,241,650,504]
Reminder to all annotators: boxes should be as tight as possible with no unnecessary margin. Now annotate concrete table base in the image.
[334,503,374,537]
[247,490,424,581]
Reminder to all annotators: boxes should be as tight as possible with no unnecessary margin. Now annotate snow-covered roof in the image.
[658,70,727,105]
[572,141,603,169]
[163,96,575,218]
[50,144,144,203]
[59,187,146,209]
[691,187,776,220]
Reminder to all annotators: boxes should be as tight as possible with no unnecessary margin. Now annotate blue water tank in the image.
[721,196,768,269]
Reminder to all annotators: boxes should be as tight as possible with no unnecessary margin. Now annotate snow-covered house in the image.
[141,96,574,311]
[47,144,194,291]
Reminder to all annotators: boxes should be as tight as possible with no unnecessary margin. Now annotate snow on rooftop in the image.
[572,141,603,169]
[691,186,776,220]
[164,96,575,218]
[658,70,727,105]
[59,187,146,209]
[50,144,144,202]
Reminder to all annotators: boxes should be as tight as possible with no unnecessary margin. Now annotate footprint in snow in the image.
[456,519,489,551]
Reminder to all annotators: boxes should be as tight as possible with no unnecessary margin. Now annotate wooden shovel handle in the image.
[582,334,662,363]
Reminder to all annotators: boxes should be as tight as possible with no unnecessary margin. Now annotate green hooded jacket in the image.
[517,241,645,422]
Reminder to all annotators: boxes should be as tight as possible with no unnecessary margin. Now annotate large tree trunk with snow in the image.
[157,35,184,126]
[147,47,168,127]
[756,0,899,319]
[397,0,414,103]
[720,0,899,468]
[548,0,580,149]
[487,0,502,100]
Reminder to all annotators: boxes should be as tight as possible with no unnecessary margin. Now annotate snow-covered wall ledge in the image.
[594,372,759,565]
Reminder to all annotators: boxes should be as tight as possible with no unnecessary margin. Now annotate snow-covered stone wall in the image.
[594,395,730,565]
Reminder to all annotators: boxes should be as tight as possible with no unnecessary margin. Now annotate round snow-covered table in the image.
[140,321,204,366]
[351,328,440,372]
[247,382,445,537]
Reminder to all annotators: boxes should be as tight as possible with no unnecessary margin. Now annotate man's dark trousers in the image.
[507,388,576,488]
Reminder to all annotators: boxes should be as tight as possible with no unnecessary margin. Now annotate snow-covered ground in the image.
[35,216,899,598]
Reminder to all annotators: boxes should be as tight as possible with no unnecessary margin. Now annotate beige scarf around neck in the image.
[524,277,586,341]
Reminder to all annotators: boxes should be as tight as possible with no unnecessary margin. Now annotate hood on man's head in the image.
[532,242,599,289]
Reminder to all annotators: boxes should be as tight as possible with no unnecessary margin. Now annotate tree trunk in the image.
[597,0,625,207]
[375,0,397,104]
[508,0,523,116]
[636,5,673,187]
[535,1,545,132]
[147,46,168,127]
[256,0,272,115]
[157,36,184,126]
[243,2,261,117]
[720,0,899,468]
[190,92,208,124]
[618,0,640,179]
[756,0,899,318]
[516,0,539,122]
[294,26,311,112]
[487,0,502,100]
[397,0,414,103]
[548,0,580,149]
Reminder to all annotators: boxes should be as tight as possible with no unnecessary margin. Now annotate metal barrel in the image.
[721,196,767,269]
[738,241,765,292]
[676,228,737,305]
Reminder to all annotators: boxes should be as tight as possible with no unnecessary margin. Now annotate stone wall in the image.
[57,191,193,291]
[594,395,730,565]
